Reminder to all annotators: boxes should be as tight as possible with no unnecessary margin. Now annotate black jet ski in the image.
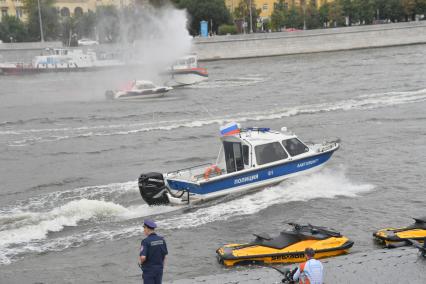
[373,216,426,248]
[216,223,354,267]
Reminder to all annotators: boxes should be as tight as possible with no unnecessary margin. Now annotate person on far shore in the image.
[292,248,324,284]
[139,219,168,284]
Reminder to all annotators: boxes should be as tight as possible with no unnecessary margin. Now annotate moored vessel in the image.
[0,48,123,75]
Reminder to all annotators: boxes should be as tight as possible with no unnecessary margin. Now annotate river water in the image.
[0,44,425,283]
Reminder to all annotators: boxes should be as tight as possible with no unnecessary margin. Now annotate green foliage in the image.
[218,24,237,35]
[233,0,261,32]
[305,1,321,29]
[0,16,28,42]
[271,0,286,31]
[174,0,231,35]
[24,0,60,41]
[96,5,120,43]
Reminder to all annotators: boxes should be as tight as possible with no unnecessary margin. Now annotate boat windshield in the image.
[136,83,155,89]
[282,138,309,156]
[255,142,288,165]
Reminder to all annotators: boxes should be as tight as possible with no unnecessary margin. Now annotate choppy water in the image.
[0,45,425,283]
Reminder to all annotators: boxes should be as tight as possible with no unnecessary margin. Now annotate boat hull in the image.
[166,149,337,204]
[168,68,208,86]
[217,239,353,267]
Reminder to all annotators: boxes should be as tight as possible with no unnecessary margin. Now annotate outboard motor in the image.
[138,172,170,205]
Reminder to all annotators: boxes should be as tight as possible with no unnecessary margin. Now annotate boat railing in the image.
[167,163,214,180]
[317,140,339,153]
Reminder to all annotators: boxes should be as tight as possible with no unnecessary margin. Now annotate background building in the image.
[0,0,140,22]
[225,0,330,19]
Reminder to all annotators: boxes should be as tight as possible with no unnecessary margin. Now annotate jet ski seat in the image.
[252,232,303,249]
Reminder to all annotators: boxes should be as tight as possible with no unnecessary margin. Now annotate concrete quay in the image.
[166,247,426,284]
[193,21,426,61]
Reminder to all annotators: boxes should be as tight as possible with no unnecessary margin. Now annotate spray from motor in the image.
[101,3,192,82]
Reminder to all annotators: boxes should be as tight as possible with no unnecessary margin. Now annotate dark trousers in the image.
[142,270,163,284]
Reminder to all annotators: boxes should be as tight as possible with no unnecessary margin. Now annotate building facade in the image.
[0,0,139,22]
[225,0,331,19]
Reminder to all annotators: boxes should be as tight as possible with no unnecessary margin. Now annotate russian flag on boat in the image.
[220,122,240,136]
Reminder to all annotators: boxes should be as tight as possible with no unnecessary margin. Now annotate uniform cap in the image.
[143,219,157,229]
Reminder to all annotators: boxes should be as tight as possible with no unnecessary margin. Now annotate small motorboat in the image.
[138,123,339,206]
[166,54,208,86]
[216,223,354,266]
[105,80,172,100]
[373,216,426,248]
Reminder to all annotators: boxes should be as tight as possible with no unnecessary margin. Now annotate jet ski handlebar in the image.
[288,222,342,237]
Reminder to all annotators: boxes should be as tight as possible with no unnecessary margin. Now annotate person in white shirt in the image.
[292,248,324,284]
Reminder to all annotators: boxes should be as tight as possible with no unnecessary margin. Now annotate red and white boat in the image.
[167,55,208,86]
[105,80,172,100]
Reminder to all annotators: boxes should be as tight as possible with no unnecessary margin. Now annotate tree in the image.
[338,0,354,25]
[96,5,120,43]
[174,0,231,35]
[328,1,345,27]
[75,11,96,39]
[23,0,60,41]
[319,2,330,27]
[271,0,287,31]
[0,15,28,42]
[415,0,426,15]
[352,0,376,24]
[401,0,417,20]
[305,0,321,29]
[285,5,303,29]
[233,0,261,32]
[378,0,404,22]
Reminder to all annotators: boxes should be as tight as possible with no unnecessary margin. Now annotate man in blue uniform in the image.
[139,219,168,284]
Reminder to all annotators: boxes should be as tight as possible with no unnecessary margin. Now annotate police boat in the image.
[216,223,354,266]
[138,123,339,206]
[373,216,426,248]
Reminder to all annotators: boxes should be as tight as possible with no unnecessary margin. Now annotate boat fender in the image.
[204,165,221,180]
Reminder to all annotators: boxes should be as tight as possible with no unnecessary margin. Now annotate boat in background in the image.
[138,123,339,206]
[105,80,172,100]
[0,48,123,75]
[373,217,426,248]
[166,54,208,86]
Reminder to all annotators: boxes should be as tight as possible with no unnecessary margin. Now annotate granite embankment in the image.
[193,21,426,60]
[166,247,425,284]
[1,22,426,62]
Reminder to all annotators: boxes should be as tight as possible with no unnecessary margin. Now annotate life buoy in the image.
[204,165,221,180]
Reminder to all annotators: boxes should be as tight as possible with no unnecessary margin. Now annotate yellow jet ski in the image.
[216,223,354,267]
[373,216,426,248]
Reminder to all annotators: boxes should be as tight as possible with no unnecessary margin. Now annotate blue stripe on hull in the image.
[167,151,335,195]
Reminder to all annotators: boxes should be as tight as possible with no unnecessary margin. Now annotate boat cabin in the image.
[172,55,198,70]
[217,128,310,174]
[133,81,156,90]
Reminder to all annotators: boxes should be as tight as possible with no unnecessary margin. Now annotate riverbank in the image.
[193,21,426,60]
[1,22,426,63]
[166,247,425,284]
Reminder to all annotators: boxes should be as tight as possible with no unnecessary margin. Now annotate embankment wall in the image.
[192,21,426,60]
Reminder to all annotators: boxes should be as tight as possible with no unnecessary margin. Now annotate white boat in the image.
[166,54,208,86]
[0,48,123,75]
[138,123,339,206]
[105,80,173,100]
